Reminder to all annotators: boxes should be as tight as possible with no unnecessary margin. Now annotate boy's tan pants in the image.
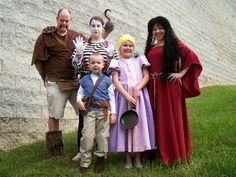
[80,111,110,168]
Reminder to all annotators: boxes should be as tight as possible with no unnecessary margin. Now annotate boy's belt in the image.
[90,101,109,121]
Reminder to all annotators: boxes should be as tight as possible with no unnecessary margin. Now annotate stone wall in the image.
[0,0,235,150]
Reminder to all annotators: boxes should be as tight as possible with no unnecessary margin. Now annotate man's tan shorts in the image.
[46,81,79,119]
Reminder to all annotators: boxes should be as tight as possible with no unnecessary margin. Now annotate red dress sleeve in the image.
[178,40,202,98]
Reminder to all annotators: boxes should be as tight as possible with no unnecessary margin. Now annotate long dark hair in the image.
[145,16,181,80]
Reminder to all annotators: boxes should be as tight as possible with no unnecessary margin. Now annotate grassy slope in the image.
[0,86,235,177]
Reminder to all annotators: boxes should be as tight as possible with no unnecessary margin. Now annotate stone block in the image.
[0,0,236,151]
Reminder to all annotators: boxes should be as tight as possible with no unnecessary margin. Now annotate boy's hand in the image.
[110,114,117,125]
[76,100,86,110]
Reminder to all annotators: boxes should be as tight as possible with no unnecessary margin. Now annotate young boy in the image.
[76,52,116,173]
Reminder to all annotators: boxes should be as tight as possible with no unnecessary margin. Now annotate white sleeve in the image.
[77,86,84,101]
[108,84,116,114]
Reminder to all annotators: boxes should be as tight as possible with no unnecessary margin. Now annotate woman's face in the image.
[120,41,134,58]
[152,24,165,42]
[90,19,103,37]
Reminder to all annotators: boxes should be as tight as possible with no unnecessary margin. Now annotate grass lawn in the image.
[0,85,236,177]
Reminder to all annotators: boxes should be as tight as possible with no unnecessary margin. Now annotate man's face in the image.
[90,19,103,37]
[56,9,71,34]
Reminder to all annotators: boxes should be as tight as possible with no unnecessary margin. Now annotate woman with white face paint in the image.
[71,16,118,163]
[90,17,103,38]
[72,16,117,77]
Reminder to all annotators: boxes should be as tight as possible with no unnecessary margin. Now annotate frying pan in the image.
[120,107,138,129]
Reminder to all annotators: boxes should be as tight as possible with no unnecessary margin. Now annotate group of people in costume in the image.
[32,8,202,173]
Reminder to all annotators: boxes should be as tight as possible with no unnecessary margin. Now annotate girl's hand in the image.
[76,100,86,110]
[126,94,137,107]
[110,114,117,125]
[168,73,183,83]
[133,87,141,100]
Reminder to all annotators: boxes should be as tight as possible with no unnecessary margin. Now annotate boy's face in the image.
[89,55,105,74]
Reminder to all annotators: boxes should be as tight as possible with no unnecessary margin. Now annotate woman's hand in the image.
[168,66,191,83]
[73,36,85,54]
[168,73,183,83]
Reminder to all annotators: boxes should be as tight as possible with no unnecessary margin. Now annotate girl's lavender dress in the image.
[109,56,156,152]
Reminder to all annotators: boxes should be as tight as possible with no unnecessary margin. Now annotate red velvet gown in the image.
[147,40,202,165]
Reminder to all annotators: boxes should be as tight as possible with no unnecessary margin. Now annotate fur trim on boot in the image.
[46,131,64,156]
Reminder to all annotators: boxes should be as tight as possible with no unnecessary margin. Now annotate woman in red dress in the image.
[144,16,202,165]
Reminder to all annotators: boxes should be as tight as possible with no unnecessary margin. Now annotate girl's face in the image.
[120,41,134,58]
[152,24,165,42]
[90,19,103,37]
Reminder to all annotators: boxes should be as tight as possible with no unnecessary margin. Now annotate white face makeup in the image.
[90,19,103,36]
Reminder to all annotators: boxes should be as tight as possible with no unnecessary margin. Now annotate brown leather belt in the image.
[90,101,109,121]
[45,77,60,82]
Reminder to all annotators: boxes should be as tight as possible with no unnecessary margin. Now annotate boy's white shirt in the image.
[77,73,116,114]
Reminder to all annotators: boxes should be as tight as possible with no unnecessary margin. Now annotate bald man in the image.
[32,8,113,156]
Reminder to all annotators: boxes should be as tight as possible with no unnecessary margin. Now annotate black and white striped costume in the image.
[71,40,118,75]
